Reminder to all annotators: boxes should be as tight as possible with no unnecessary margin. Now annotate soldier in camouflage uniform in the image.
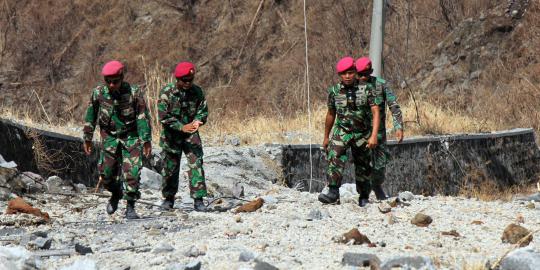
[158,61,208,212]
[83,60,152,219]
[318,57,382,207]
[356,57,404,200]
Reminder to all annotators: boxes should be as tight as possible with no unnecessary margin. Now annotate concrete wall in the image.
[282,129,540,195]
[0,119,99,186]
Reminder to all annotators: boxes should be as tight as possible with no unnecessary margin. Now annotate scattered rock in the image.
[500,247,540,270]
[45,176,71,193]
[342,252,381,268]
[140,167,163,190]
[335,228,371,245]
[225,135,241,146]
[0,246,39,270]
[75,244,93,255]
[60,258,98,270]
[239,251,255,262]
[471,220,484,225]
[16,172,46,193]
[378,202,392,213]
[307,209,323,221]
[6,197,50,221]
[516,193,540,202]
[254,259,279,270]
[516,214,525,224]
[184,245,205,257]
[185,261,202,270]
[387,213,397,225]
[441,230,460,238]
[0,154,17,168]
[235,198,264,213]
[234,215,242,223]
[411,213,432,227]
[398,191,415,202]
[526,202,535,209]
[502,224,533,247]
[29,237,52,250]
[0,187,11,201]
[153,242,174,253]
[75,183,87,193]
[381,256,436,270]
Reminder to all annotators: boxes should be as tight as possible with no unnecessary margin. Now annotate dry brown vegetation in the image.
[0,0,539,145]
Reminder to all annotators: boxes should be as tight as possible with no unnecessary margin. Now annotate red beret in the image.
[101,60,124,76]
[355,57,372,73]
[336,57,355,73]
[174,62,196,78]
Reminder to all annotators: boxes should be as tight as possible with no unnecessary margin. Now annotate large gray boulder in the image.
[500,247,540,270]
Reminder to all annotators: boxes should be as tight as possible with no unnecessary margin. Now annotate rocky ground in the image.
[2,148,540,270]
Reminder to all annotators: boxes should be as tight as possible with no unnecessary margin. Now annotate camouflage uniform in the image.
[83,82,152,202]
[158,82,208,199]
[370,77,403,187]
[326,80,383,198]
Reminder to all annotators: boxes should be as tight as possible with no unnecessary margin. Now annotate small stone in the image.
[378,202,392,214]
[335,228,371,245]
[398,191,414,202]
[502,224,533,247]
[527,202,536,209]
[239,251,255,262]
[235,198,264,213]
[441,230,460,238]
[75,183,87,193]
[254,259,279,270]
[45,176,66,193]
[185,261,201,270]
[30,237,52,249]
[75,243,93,255]
[471,220,484,225]
[152,242,174,253]
[381,256,436,270]
[387,213,397,225]
[342,252,381,267]
[307,209,323,221]
[411,213,432,227]
[185,245,205,257]
[234,215,242,223]
[233,182,245,198]
[511,10,519,17]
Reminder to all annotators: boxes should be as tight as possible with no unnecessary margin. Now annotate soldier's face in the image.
[176,75,194,90]
[339,69,356,86]
[104,76,122,91]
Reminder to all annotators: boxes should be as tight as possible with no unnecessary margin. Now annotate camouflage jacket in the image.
[369,77,404,138]
[83,82,152,150]
[158,83,208,152]
[327,80,383,134]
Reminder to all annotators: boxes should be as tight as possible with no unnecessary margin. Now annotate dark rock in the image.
[239,251,255,262]
[254,259,279,270]
[381,256,436,270]
[411,213,433,227]
[500,247,540,270]
[342,252,381,268]
[502,224,533,247]
[441,229,460,237]
[75,243,93,255]
[31,237,52,249]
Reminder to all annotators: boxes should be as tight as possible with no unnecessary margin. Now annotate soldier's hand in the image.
[83,141,93,155]
[367,135,378,149]
[182,123,197,133]
[322,138,329,152]
[396,129,404,143]
[192,120,203,130]
[143,142,152,158]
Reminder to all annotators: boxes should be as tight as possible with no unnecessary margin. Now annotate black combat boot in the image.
[358,197,370,207]
[318,186,340,204]
[125,201,140,219]
[161,196,175,211]
[373,184,388,200]
[106,190,122,215]
[194,198,207,212]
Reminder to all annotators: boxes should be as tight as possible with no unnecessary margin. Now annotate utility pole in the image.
[369,0,386,77]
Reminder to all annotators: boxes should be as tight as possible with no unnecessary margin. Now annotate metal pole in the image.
[369,0,386,77]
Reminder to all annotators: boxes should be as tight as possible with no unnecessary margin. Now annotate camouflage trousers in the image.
[161,133,207,199]
[98,139,142,201]
[372,143,390,186]
[326,129,372,198]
